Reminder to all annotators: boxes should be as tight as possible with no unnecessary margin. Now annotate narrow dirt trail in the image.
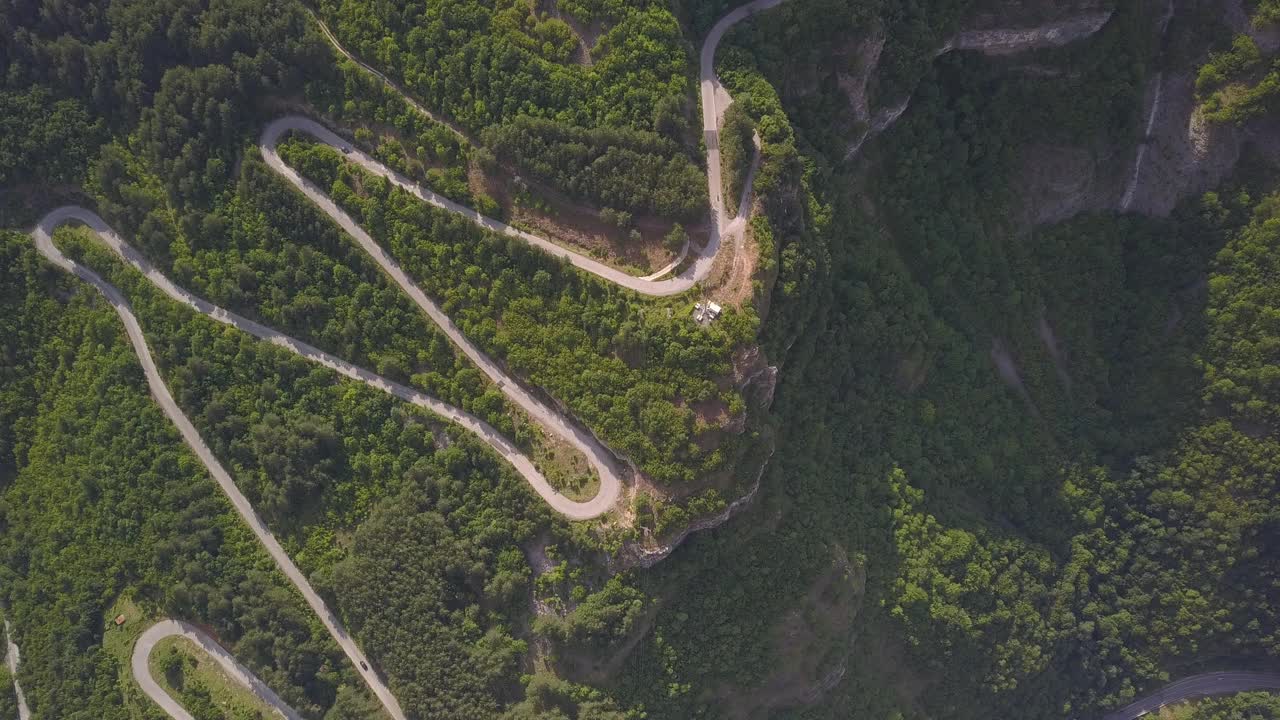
[18,4,792,716]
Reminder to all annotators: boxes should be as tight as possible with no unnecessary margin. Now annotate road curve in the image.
[300,0,785,295]
[1102,671,1280,720]
[15,5,788,716]
[32,209,410,720]
[4,621,30,720]
[132,620,302,720]
[32,206,621,520]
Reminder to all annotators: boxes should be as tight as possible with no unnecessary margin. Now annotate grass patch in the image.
[100,596,159,719]
[148,635,278,720]
[534,430,601,503]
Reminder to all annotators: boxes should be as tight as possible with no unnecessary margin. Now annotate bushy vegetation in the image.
[10,2,1280,720]
[278,136,756,484]
[0,231,367,718]
[718,103,756,215]
[1171,691,1280,719]
[482,116,706,221]
[316,0,690,134]
[1196,5,1280,124]
[0,666,16,719]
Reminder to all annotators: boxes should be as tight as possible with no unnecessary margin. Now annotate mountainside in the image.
[3,0,1280,719]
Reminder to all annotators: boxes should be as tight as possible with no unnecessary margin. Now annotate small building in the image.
[706,302,722,320]
[113,614,126,627]
[693,302,705,322]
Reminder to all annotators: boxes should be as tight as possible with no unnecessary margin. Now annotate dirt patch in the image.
[470,164,696,276]
[894,342,933,393]
[699,222,760,309]
[712,548,867,718]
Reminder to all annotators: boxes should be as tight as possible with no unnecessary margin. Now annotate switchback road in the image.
[133,620,302,720]
[32,209,408,720]
[22,3,790,717]
[300,0,782,293]
[33,206,622,520]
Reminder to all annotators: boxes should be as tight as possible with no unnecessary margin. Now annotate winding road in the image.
[1102,671,1280,720]
[29,209,408,720]
[14,3,1280,720]
[21,3,791,717]
[298,0,779,294]
[34,206,622,520]
[132,620,302,720]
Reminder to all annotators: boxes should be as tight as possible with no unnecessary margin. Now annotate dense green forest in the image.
[545,3,1280,720]
[0,231,372,718]
[277,136,756,485]
[481,116,706,222]
[0,666,16,718]
[6,0,1280,719]
[1171,691,1280,719]
[313,0,702,219]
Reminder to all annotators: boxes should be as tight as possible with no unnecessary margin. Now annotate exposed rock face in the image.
[842,8,1116,160]
[1015,141,1114,226]
[735,345,778,413]
[944,11,1114,55]
[615,449,771,569]
[1121,71,1243,216]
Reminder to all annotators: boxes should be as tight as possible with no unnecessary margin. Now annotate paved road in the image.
[4,621,31,720]
[33,206,620,520]
[302,0,784,292]
[31,209,408,720]
[132,620,302,720]
[257,136,629,518]
[1102,671,1280,720]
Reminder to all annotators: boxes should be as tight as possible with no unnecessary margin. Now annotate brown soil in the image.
[894,342,934,393]
[469,163,701,276]
[699,215,762,310]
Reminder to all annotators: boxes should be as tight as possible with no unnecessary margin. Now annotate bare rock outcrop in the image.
[842,8,1116,160]
[614,448,772,569]
[1120,71,1243,216]
[944,11,1114,55]
[735,345,778,412]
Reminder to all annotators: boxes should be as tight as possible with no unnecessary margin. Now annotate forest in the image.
[5,0,1280,718]
[277,136,756,485]
[481,116,707,222]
